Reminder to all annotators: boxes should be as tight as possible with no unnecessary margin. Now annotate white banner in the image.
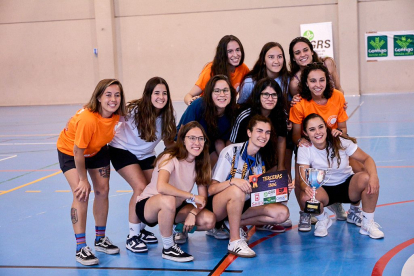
[300,22,334,59]
[365,31,414,61]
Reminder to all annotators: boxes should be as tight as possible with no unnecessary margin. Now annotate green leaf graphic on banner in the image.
[303,30,314,41]
[370,37,385,50]
[394,35,414,56]
[367,35,388,58]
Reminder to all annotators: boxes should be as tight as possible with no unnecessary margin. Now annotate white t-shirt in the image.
[109,109,162,160]
[297,137,358,186]
[137,154,196,204]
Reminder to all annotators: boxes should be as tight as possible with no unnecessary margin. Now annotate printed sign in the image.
[249,170,289,207]
[365,31,414,61]
[300,22,334,58]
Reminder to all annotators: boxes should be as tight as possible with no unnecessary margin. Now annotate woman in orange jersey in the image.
[183,35,250,105]
[57,79,126,266]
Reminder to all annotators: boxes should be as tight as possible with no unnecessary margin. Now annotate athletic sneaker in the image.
[228,239,256,258]
[76,246,99,266]
[223,221,249,241]
[327,202,347,221]
[206,226,230,239]
[174,232,188,244]
[347,207,362,226]
[311,215,318,225]
[140,229,158,243]
[314,212,333,237]
[298,211,311,232]
[95,236,120,254]
[360,219,384,239]
[256,224,285,233]
[126,235,148,253]
[162,243,194,262]
[280,218,292,228]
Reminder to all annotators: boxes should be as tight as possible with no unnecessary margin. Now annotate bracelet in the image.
[188,193,195,201]
[336,128,343,133]
[189,212,197,216]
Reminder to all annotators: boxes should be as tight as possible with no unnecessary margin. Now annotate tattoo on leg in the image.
[71,208,78,224]
[99,166,110,178]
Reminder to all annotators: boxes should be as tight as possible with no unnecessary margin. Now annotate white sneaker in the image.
[327,203,347,221]
[314,213,332,237]
[206,227,230,240]
[280,218,292,228]
[227,239,256,258]
[360,219,384,239]
[223,221,248,241]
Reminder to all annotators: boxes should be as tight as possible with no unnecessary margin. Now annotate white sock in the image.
[139,222,146,231]
[316,212,327,221]
[161,235,174,249]
[129,222,141,237]
[362,211,374,221]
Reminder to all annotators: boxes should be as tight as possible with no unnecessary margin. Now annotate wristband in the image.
[189,212,197,216]
[336,128,343,133]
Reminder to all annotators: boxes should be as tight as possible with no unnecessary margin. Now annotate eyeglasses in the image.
[261,92,278,99]
[213,88,230,95]
[186,136,206,143]
[306,62,323,67]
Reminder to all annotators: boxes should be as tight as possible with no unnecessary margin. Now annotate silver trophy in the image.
[299,167,330,214]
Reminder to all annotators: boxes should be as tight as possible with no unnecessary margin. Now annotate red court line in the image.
[371,238,414,276]
[211,200,413,275]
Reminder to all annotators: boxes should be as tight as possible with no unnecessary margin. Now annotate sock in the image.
[129,222,141,237]
[350,205,359,211]
[75,233,86,252]
[139,222,146,231]
[362,211,374,221]
[95,226,106,241]
[316,212,327,221]
[161,235,174,249]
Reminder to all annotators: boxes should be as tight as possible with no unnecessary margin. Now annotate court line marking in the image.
[0,169,60,172]
[355,135,414,139]
[0,155,17,162]
[210,199,414,275]
[0,134,58,137]
[0,171,62,196]
[0,142,56,146]
[0,265,242,273]
[371,238,414,276]
[348,101,364,119]
[25,191,41,193]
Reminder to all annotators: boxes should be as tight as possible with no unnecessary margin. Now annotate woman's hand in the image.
[367,175,380,195]
[331,128,342,137]
[287,121,293,131]
[188,96,200,105]
[290,94,302,107]
[183,212,196,233]
[231,178,252,194]
[194,195,206,209]
[288,179,295,193]
[74,179,91,202]
[304,186,314,199]
[344,101,348,111]
[298,137,312,147]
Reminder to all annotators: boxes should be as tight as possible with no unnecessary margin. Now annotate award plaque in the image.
[249,170,289,207]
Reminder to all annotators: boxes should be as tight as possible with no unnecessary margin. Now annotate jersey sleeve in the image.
[176,98,202,133]
[342,138,358,157]
[237,78,254,104]
[195,63,212,91]
[157,154,175,174]
[296,146,311,165]
[73,112,96,149]
[289,102,305,125]
[212,147,233,182]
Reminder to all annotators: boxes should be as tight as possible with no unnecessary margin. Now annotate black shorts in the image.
[109,145,155,171]
[323,175,359,206]
[57,145,110,174]
[205,195,252,221]
[135,197,188,227]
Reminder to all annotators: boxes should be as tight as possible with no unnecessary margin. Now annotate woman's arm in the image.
[349,148,379,194]
[184,85,202,105]
[289,76,300,97]
[334,121,348,137]
[73,145,90,202]
[292,122,311,147]
[208,177,252,196]
[157,168,206,208]
[163,139,175,149]
[298,164,314,198]
[276,136,286,171]
[324,57,344,94]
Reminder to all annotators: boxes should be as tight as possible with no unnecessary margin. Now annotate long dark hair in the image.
[247,115,277,169]
[246,77,287,135]
[203,75,237,139]
[211,35,245,78]
[289,37,320,76]
[155,121,211,186]
[303,113,357,168]
[127,77,176,142]
[242,42,290,100]
[299,63,334,101]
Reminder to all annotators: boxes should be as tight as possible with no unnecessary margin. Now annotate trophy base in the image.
[304,201,321,214]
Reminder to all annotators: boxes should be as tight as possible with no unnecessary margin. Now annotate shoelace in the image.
[83,246,93,256]
[101,236,113,245]
[300,214,310,224]
[367,220,382,230]
[172,244,184,254]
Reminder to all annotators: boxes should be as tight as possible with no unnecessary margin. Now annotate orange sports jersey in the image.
[289,89,348,129]
[195,62,250,94]
[57,108,120,157]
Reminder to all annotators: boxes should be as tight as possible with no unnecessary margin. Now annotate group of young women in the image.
[57,35,384,266]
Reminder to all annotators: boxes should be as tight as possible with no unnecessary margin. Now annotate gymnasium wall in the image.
[0,0,412,106]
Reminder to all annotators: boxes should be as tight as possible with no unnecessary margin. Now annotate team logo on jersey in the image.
[327,115,337,128]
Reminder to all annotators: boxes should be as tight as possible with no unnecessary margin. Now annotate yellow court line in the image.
[56,190,71,193]
[26,190,41,193]
[117,190,132,193]
[0,171,62,196]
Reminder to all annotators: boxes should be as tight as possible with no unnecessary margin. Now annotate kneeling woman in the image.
[297,113,384,239]
[135,121,215,262]
[208,115,292,258]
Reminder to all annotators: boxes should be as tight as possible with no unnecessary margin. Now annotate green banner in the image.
[394,35,414,56]
[367,35,388,58]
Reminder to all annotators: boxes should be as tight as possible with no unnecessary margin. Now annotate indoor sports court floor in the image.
[1,93,413,276]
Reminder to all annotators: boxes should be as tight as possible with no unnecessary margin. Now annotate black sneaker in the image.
[94,236,120,254]
[162,244,194,262]
[126,235,148,253]
[139,229,158,243]
[76,246,99,266]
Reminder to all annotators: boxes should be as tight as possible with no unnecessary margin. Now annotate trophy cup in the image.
[299,167,329,214]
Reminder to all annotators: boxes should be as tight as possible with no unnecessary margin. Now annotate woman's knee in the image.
[94,185,109,197]
[199,211,216,230]
[160,195,176,212]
